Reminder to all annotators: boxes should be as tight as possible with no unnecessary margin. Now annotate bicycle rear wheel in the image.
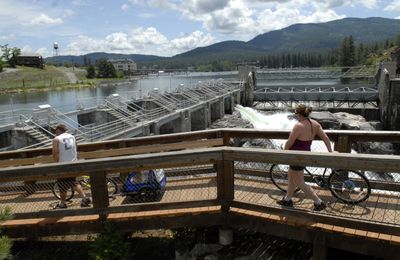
[52,182,75,201]
[328,169,371,204]
[270,164,300,193]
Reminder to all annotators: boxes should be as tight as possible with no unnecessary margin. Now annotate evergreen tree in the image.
[95,59,117,78]
[0,207,12,260]
[86,65,96,78]
[395,33,400,46]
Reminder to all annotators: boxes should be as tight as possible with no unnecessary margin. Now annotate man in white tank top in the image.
[52,124,91,209]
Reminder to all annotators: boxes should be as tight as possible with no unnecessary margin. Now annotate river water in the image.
[0,70,345,114]
[0,71,239,113]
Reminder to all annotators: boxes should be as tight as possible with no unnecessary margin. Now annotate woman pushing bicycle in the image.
[277,104,333,211]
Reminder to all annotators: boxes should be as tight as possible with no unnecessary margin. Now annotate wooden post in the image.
[222,131,231,146]
[90,171,109,220]
[216,160,234,212]
[335,135,351,153]
[312,242,327,260]
[312,234,327,260]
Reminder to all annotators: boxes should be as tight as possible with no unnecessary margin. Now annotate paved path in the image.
[56,67,79,83]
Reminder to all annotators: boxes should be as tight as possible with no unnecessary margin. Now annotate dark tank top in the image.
[290,118,313,151]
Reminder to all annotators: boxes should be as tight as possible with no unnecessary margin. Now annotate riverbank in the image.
[0,65,129,94]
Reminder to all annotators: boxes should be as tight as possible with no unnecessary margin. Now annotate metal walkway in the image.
[4,79,243,150]
[254,84,379,108]
[256,66,375,80]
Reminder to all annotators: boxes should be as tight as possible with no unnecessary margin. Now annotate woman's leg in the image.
[285,169,297,200]
[291,170,321,204]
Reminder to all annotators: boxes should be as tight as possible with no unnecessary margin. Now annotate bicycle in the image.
[52,175,118,201]
[269,164,371,204]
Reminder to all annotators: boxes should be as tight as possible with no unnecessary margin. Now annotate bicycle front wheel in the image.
[270,164,300,193]
[52,182,75,201]
[328,169,371,204]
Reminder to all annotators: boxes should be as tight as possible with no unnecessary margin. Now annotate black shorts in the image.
[289,165,305,171]
[56,177,79,192]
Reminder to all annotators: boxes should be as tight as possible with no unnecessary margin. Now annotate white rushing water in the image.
[234,105,400,188]
[234,105,330,152]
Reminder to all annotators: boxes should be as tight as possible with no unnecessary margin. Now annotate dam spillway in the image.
[0,79,243,151]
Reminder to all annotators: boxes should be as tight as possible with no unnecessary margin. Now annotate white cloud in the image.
[72,0,90,6]
[21,45,33,53]
[36,47,50,57]
[179,0,345,40]
[306,0,379,9]
[63,10,75,17]
[182,0,229,14]
[0,33,16,41]
[128,0,178,10]
[27,14,63,26]
[63,27,215,57]
[170,30,215,51]
[121,4,130,11]
[106,32,135,50]
[137,13,156,18]
[384,0,400,11]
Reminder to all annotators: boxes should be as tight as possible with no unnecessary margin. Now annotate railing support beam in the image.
[217,160,234,212]
[90,171,109,220]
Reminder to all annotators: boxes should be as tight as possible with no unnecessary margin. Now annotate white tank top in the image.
[56,132,77,162]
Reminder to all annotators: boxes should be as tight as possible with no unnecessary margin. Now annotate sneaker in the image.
[54,203,67,209]
[80,197,91,207]
[313,201,327,211]
[276,198,293,207]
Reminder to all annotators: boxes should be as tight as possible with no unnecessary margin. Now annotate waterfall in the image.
[234,105,329,152]
[234,105,399,187]
[235,105,295,131]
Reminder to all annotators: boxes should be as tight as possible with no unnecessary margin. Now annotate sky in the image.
[0,0,399,58]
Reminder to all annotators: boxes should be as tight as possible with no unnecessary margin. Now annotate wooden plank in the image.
[78,138,224,160]
[224,147,400,173]
[0,148,223,181]
[0,156,52,168]
[0,139,223,168]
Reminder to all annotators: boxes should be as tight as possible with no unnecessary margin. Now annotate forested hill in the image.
[45,17,400,66]
[176,17,400,59]
[248,17,400,51]
[45,52,165,66]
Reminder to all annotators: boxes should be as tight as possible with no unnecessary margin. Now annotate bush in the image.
[88,223,131,260]
[86,65,96,78]
[0,207,12,260]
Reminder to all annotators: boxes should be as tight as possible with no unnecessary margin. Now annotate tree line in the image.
[258,33,400,69]
[1,33,399,75]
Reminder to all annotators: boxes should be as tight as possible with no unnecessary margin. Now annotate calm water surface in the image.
[0,72,238,113]
[0,70,342,113]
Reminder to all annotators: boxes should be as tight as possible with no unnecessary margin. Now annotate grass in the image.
[0,66,69,90]
[0,65,123,93]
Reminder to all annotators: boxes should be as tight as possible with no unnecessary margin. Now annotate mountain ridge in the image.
[45,17,400,66]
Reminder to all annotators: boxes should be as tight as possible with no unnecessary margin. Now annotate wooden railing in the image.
[1,128,400,234]
[2,128,400,164]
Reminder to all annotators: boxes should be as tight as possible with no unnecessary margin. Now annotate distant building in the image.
[109,59,137,74]
[16,52,44,69]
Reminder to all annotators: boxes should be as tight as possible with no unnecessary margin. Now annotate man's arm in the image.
[52,138,60,162]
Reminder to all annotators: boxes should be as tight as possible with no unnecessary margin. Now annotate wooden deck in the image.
[1,175,399,227]
[1,129,400,258]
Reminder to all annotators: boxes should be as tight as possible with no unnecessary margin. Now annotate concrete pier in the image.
[0,80,243,150]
